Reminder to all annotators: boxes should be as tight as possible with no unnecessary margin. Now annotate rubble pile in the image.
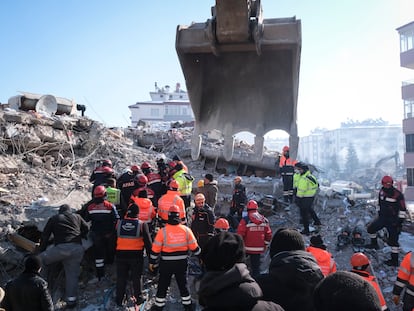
[0,108,411,310]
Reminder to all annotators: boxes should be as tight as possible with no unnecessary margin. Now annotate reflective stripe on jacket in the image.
[353,269,388,311]
[129,197,156,223]
[393,252,414,298]
[157,191,186,221]
[295,171,318,198]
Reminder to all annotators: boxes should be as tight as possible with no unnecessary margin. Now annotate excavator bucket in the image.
[176,0,301,161]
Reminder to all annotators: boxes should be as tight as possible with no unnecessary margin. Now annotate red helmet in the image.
[93,185,107,198]
[131,165,140,172]
[350,252,369,267]
[169,204,180,214]
[102,159,112,167]
[247,200,258,211]
[381,175,393,187]
[135,174,148,185]
[141,162,151,169]
[168,161,177,169]
[282,146,289,152]
[168,179,179,190]
[214,218,230,230]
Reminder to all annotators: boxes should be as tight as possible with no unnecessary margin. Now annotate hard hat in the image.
[350,252,369,267]
[168,161,177,169]
[135,174,148,185]
[168,179,179,190]
[141,162,151,169]
[102,159,112,167]
[168,204,180,215]
[156,154,166,163]
[214,218,230,230]
[195,193,205,201]
[247,200,258,211]
[282,146,289,152]
[197,180,204,188]
[131,165,140,172]
[381,175,393,187]
[93,185,107,198]
[234,176,242,183]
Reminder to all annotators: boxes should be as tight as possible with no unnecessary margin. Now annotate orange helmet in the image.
[197,179,204,188]
[282,146,289,152]
[350,252,369,268]
[169,179,179,190]
[93,185,107,198]
[141,162,151,169]
[214,218,230,230]
[247,200,258,211]
[381,175,393,187]
[169,204,180,215]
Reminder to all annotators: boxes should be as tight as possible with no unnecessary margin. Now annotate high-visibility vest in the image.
[106,187,121,205]
[394,252,414,299]
[130,196,156,223]
[116,217,144,251]
[352,270,388,311]
[157,191,186,221]
[306,246,336,276]
[296,171,319,198]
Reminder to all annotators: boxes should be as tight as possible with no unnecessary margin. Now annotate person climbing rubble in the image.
[89,159,116,196]
[366,175,408,266]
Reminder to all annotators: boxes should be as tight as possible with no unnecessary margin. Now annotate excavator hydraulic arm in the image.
[176,0,301,161]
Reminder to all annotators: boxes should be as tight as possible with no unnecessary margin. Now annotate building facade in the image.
[129,82,194,127]
[397,21,414,200]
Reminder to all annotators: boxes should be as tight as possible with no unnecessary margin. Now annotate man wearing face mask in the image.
[366,175,408,266]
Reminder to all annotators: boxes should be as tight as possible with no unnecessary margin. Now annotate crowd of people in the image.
[0,150,413,311]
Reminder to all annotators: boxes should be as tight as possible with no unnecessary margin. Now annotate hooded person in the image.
[313,271,382,311]
[198,231,285,311]
[256,228,324,311]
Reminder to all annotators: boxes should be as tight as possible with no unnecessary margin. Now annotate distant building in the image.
[397,21,414,200]
[129,82,194,127]
[299,125,404,173]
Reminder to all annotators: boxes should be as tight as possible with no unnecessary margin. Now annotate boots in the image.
[385,253,399,267]
[365,238,379,250]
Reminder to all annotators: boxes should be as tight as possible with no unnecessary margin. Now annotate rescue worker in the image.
[130,188,157,236]
[38,204,89,309]
[82,185,119,280]
[366,175,408,266]
[117,164,141,203]
[131,173,155,205]
[202,173,219,211]
[190,193,215,249]
[350,252,388,311]
[294,162,321,235]
[141,161,164,207]
[2,255,54,311]
[230,176,247,220]
[214,217,230,234]
[114,203,152,308]
[172,154,188,173]
[149,205,201,311]
[236,200,272,279]
[277,146,297,203]
[172,163,194,209]
[106,178,127,219]
[157,180,186,225]
[89,159,116,196]
[306,235,337,276]
[392,251,414,311]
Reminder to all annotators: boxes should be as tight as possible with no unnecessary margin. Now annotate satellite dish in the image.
[35,95,57,115]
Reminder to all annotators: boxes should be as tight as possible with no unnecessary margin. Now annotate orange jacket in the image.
[393,252,414,300]
[279,156,297,176]
[352,270,388,311]
[150,223,200,262]
[129,196,156,223]
[306,246,337,276]
[157,190,186,221]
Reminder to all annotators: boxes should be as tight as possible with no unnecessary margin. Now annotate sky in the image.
[1,1,413,137]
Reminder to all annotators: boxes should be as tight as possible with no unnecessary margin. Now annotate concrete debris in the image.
[0,107,410,311]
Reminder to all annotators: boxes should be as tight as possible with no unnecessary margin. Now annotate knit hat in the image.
[24,254,42,273]
[205,173,213,182]
[310,235,327,250]
[313,271,382,311]
[201,231,245,271]
[59,204,71,213]
[270,228,305,257]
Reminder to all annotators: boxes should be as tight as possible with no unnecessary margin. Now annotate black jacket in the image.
[256,250,324,311]
[2,271,54,311]
[39,209,89,252]
[198,263,285,311]
[191,204,215,249]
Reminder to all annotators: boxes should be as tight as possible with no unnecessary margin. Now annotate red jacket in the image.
[237,211,272,254]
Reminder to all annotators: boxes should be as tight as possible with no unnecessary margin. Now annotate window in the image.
[165,105,179,116]
[406,134,414,152]
[404,99,414,119]
[400,29,414,52]
[407,168,414,187]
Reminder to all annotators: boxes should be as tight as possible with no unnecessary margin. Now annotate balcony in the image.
[400,48,414,69]
[402,80,414,99]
